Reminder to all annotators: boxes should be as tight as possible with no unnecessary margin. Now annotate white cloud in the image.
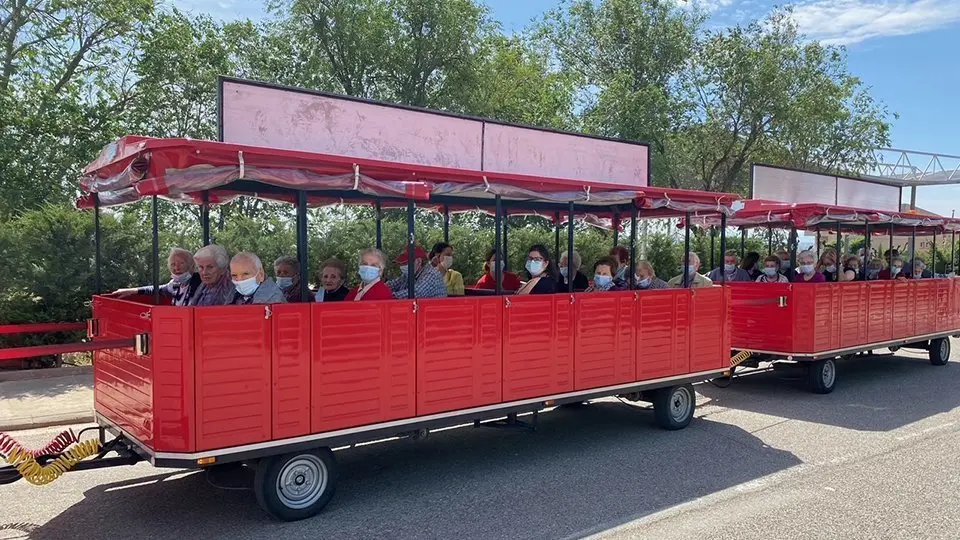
[790,0,960,45]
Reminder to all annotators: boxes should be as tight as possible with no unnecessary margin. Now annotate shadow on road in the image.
[697,353,960,432]
[27,402,800,540]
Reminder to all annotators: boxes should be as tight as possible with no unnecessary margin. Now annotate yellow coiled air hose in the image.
[2,438,101,486]
[730,350,753,367]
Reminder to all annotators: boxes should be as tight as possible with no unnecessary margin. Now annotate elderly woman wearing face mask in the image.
[273,255,303,303]
[228,252,285,305]
[584,257,626,292]
[634,260,669,290]
[112,247,202,306]
[314,258,350,302]
[796,250,826,283]
[558,250,589,291]
[189,244,237,306]
[345,248,394,301]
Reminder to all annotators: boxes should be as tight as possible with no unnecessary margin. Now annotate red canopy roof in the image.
[685,199,959,235]
[76,136,740,218]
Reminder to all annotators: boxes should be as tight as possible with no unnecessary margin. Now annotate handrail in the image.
[0,323,86,336]
[0,339,135,362]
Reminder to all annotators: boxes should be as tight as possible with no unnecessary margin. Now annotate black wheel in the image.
[254,448,338,521]
[806,359,837,394]
[653,384,695,430]
[930,337,951,366]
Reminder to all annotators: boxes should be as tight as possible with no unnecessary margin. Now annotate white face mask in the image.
[526,259,546,277]
[233,276,259,296]
[442,255,453,269]
[172,272,192,284]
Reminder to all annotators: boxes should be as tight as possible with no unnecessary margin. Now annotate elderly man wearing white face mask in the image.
[228,252,285,305]
[112,247,202,306]
[668,252,713,288]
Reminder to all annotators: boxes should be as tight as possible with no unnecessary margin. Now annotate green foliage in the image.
[0,0,898,329]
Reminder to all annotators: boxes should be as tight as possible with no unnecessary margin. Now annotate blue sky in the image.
[173,0,960,215]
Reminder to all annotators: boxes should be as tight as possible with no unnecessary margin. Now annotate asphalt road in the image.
[3,345,960,539]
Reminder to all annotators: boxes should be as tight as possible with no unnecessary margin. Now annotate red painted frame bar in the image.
[0,322,86,335]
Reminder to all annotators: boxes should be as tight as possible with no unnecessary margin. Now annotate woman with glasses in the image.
[516,244,559,295]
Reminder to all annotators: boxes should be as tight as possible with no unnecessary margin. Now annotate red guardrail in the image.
[0,322,86,335]
[0,338,134,362]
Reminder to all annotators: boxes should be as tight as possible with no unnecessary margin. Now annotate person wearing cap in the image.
[387,245,448,299]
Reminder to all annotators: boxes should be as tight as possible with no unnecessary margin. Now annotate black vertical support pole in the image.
[816,228,821,258]
[151,195,160,305]
[910,227,917,277]
[567,201,575,293]
[836,222,842,282]
[494,196,503,296]
[767,225,773,255]
[406,200,416,299]
[502,213,509,271]
[93,194,102,294]
[442,204,450,244]
[864,223,871,280]
[720,216,728,284]
[683,212,692,288]
[952,231,956,274]
[911,227,917,278]
[554,212,561,264]
[789,227,798,274]
[933,230,938,276]
[201,191,211,246]
[889,223,894,270]
[629,206,638,288]
[296,191,309,302]
[709,227,716,270]
[375,199,383,250]
[739,229,746,259]
[613,211,620,248]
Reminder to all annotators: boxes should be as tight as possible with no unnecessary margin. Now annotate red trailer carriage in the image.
[1,129,740,520]
[690,199,960,394]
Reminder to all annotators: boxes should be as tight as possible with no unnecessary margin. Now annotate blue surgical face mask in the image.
[762,267,778,277]
[172,272,192,284]
[638,277,652,288]
[233,276,259,296]
[358,265,380,284]
[800,264,815,275]
[276,276,293,290]
[559,267,569,278]
[724,264,736,273]
[526,259,545,276]
[680,265,696,275]
[891,266,902,276]
[826,264,837,273]
[593,275,613,288]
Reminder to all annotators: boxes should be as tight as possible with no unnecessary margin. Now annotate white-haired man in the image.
[229,251,285,305]
[668,251,713,288]
[189,244,236,306]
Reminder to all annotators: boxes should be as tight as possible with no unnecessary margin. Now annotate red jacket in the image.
[344,280,394,301]
[474,271,522,292]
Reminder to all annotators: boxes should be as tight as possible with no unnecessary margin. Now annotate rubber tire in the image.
[930,337,951,366]
[254,448,338,521]
[652,384,696,430]
[807,359,837,394]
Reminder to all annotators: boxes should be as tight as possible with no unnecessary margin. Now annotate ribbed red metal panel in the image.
[502,295,574,401]
[636,289,690,379]
[812,286,841,352]
[689,287,727,372]
[151,306,195,452]
[194,306,272,451]
[792,285,815,353]
[573,291,636,390]
[838,283,868,349]
[915,280,938,335]
[311,301,416,432]
[936,280,952,332]
[92,297,154,448]
[728,283,793,352]
[415,297,502,415]
[866,282,893,344]
[271,304,311,440]
[892,282,914,338]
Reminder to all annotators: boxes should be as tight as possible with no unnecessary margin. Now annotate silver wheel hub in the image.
[821,361,836,388]
[941,340,949,359]
[276,455,327,510]
[670,387,692,422]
